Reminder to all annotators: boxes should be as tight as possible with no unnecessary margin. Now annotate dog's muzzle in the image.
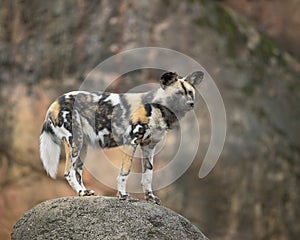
[186,101,194,109]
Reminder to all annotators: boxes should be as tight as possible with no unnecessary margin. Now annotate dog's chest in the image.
[147,108,168,143]
[149,127,167,143]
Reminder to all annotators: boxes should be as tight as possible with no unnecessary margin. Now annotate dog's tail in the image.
[40,119,61,179]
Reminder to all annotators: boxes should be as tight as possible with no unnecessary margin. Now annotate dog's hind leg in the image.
[74,142,86,188]
[63,110,95,196]
[74,142,95,196]
[63,138,85,195]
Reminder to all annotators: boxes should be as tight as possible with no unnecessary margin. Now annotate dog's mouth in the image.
[186,102,194,110]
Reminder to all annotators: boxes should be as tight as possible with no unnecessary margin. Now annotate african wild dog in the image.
[40,71,203,204]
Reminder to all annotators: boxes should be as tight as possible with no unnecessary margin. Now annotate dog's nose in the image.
[187,101,194,108]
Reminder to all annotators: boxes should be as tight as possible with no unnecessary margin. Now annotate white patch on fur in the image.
[81,117,98,145]
[52,125,72,142]
[104,93,120,106]
[117,174,128,195]
[112,121,126,144]
[65,91,85,99]
[92,93,101,102]
[40,131,61,179]
[141,147,155,192]
[65,168,86,193]
[61,111,69,119]
[179,76,186,82]
[125,125,132,136]
[98,128,110,145]
[141,169,153,192]
[133,124,142,133]
[81,117,111,146]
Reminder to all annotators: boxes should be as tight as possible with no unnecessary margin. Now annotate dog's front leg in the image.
[141,144,160,205]
[117,144,137,200]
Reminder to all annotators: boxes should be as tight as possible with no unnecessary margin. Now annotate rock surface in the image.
[11,196,207,240]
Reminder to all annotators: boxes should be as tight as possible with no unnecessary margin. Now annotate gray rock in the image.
[11,196,208,240]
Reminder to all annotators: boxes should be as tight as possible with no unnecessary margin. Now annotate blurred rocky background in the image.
[0,0,299,239]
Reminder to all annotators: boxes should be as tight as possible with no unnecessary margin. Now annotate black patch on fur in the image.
[57,95,76,128]
[74,93,96,128]
[129,121,149,145]
[75,170,82,185]
[92,93,121,148]
[95,93,114,132]
[143,158,153,171]
[63,119,72,133]
[151,103,178,129]
[41,121,54,134]
[160,72,178,89]
[58,94,75,109]
[144,103,152,117]
[99,134,118,148]
[68,136,73,145]
[180,82,188,95]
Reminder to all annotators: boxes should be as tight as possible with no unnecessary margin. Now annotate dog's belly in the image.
[80,116,123,148]
[80,106,130,148]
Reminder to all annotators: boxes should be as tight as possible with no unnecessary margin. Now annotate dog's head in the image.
[158,71,204,115]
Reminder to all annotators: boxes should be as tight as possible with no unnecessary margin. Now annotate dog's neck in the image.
[151,103,179,129]
[142,88,187,129]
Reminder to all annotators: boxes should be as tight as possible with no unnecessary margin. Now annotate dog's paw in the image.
[117,191,131,200]
[117,192,139,202]
[78,189,95,196]
[145,191,160,205]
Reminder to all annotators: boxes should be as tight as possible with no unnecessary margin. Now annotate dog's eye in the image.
[188,90,193,95]
[176,90,184,95]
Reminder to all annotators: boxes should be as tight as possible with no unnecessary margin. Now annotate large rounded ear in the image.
[160,72,178,90]
[185,71,204,86]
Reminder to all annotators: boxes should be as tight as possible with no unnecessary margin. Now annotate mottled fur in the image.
[40,71,203,203]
